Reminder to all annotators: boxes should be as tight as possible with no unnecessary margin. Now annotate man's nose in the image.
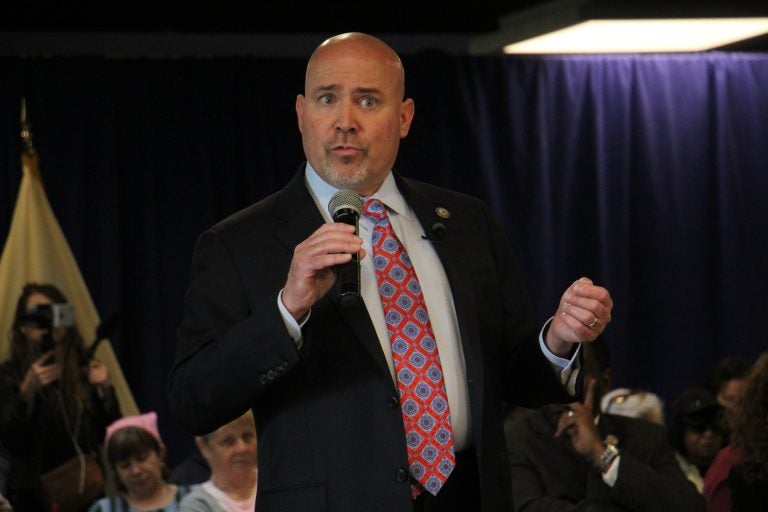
[335,101,357,133]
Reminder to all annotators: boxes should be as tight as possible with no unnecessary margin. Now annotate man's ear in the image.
[399,98,415,138]
[296,94,306,134]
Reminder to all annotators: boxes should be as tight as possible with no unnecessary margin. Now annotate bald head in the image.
[296,32,414,195]
[306,32,406,100]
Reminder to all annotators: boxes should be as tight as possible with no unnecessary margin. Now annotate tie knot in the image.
[363,198,387,222]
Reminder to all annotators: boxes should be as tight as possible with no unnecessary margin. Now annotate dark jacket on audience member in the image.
[506,407,705,511]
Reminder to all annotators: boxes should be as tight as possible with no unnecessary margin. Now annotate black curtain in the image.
[2,51,767,463]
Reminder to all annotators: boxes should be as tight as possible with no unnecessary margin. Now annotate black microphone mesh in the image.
[328,189,363,218]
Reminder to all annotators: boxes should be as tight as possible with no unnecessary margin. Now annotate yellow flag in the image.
[0,120,137,415]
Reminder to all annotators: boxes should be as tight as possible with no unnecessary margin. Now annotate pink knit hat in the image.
[104,411,163,447]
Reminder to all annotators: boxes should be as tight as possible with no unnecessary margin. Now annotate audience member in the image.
[0,283,120,512]
[169,445,211,486]
[667,387,726,492]
[506,340,704,511]
[179,411,257,511]
[601,388,665,425]
[704,356,751,431]
[88,412,194,511]
[703,352,768,511]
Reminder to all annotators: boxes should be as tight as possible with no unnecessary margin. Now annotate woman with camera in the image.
[0,283,121,512]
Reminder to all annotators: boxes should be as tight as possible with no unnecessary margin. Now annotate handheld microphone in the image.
[328,190,363,307]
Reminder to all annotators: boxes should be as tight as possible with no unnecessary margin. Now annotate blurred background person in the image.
[179,410,257,511]
[704,356,751,432]
[0,283,120,512]
[601,388,665,425]
[667,387,726,493]
[89,412,194,511]
[703,352,768,512]
[506,340,704,511]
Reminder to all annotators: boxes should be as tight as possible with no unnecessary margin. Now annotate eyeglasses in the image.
[686,418,726,435]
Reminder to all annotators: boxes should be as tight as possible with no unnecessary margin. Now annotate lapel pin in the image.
[435,207,451,219]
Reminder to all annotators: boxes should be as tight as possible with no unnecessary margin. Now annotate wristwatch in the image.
[595,436,619,473]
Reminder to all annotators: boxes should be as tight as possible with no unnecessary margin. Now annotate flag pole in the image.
[20,98,41,180]
[20,97,35,156]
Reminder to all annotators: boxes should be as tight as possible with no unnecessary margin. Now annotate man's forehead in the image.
[306,63,400,97]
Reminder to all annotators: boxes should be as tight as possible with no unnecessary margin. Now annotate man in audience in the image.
[506,340,704,511]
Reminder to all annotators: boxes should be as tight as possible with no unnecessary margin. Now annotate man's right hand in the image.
[281,222,364,320]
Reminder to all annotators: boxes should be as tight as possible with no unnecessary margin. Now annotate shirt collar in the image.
[304,162,413,223]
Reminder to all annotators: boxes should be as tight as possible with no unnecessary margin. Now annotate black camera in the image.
[20,303,76,330]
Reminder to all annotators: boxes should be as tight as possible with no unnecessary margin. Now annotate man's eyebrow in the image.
[311,85,382,95]
[312,84,340,94]
[353,87,382,95]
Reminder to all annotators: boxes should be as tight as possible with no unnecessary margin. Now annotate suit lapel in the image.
[272,166,324,248]
[396,176,485,388]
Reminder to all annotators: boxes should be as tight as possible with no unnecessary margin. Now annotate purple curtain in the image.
[2,51,767,461]
[444,53,768,398]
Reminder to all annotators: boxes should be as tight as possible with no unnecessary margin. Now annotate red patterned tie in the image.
[364,198,455,497]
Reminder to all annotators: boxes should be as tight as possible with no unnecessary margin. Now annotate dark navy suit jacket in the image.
[168,166,573,511]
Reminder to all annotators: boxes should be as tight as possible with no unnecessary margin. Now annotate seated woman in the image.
[0,283,120,512]
[704,356,751,432]
[704,352,768,512]
[89,412,194,511]
[179,411,257,511]
[667,387,727,493]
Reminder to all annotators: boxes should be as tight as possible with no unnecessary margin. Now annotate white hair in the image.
[601,387,665,425]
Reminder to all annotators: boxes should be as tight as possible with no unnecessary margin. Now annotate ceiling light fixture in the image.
[469,0,768,54]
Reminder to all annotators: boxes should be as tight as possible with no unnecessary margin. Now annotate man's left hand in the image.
[546,277,612,357]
